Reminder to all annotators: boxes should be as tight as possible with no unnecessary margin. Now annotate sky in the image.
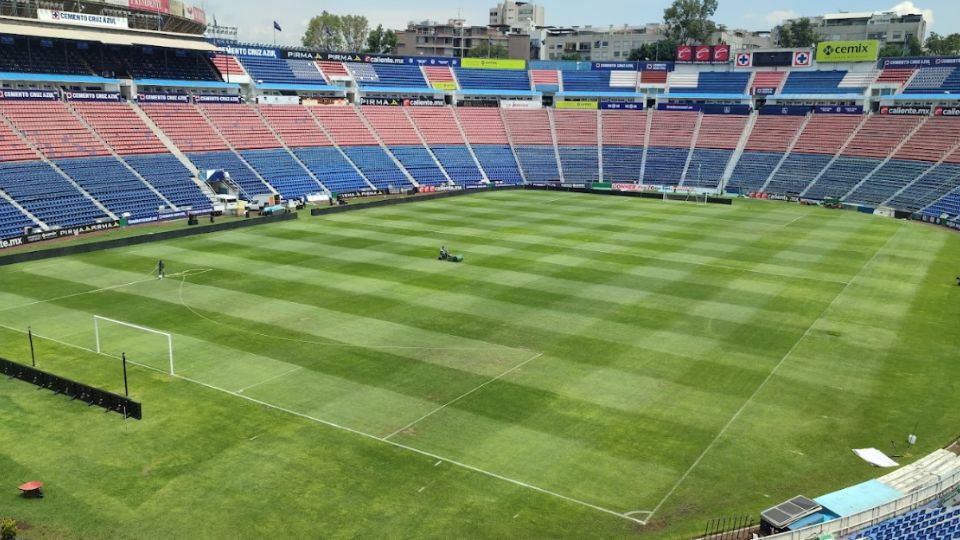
[198,0,952,47]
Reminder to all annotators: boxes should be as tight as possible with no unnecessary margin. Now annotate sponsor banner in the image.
[694,45,712,63]
[712,44,730,63]
[128,216,160,225]
[793,50,812,67]
[307,51,460,67]
[221,45,278,58]
[457,99,500,107]
[592,61,638,71]
[404,97,446,107]
[556,100,598,110]
[760,104,811,116]
[638,62,674,72]
[934,106,960,117]
[407,55,460,67]
[0,90,59,101]
[431,81,458,91]
[169,0,184,17]
[137,92,190,103]
[128,0,170,14]
[816,40,879,63]
[193,94,242,104]
[735,52,753,68]
[753,87,776,96]
[64,91,121,102]
[814,105,864,114]
[880,56,960,68]
[657,103,701,112]
[880,105,931,116]
[38,9,128,29]
[677,45,692,62]
[599,101,643,111]
[701,104,751,115]
[359,97,403,106]
[460,58,526,70]
[500,99,542,109]
[1,221,120,250]
[303,97,348,106]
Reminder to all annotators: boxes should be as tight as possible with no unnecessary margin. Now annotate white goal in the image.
[94,315,175,375]
[663,190,708,205]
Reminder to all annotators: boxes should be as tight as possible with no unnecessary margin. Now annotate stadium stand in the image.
[210,54,247,80]
[925,185,960,219]
[422,66,458,90]
[0,101,111,159]
[562,71,612,92]
[71,101,169,155]
[360,106,448,186]
[765,115,864,195]
[367,64,430,89]
[407,107,484,185]
[728,114,807,193]
[234,55,328,86]
[781,71,855,95]
[0,160,108,227]
[311,107,413,189]
[530,69,560,91]
[139,103,229,153]
[56,157,170,219]
[806,116,921,200]
[199,103,280,150]
[239,148,325,198]
[79,45,218,81]
[877,67,915,89]
[553,110,599,182]
[0,113,43,162]
[124,154,213,210]
[670,72,751,94]
[750,71,786,94]
[0,196,34,239]
[643,111,698,185]
[317,61,351,81]
[685,114,748,188]
[640,70,668,85]
[0,37,89,75]
[455,68,531,91]
[454,108,523,184]
[502,109,561,182]
[888,146,960,212]
[258,104,329,148]
[601,109,646,183]
[848,505,960,540]
[904,67,960,94]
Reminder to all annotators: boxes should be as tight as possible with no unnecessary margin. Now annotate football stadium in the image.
[1,1,960,539]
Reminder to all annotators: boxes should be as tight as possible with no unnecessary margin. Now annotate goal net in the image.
[94,316,175,375]
[663,189,708,205]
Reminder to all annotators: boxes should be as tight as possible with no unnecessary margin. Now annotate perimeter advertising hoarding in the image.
[814,105,864,114]
[880,56,960,68]
[461,58,527,70]
[677,45,731,64]
[759,105,811,115]
[816,40,879,63]
[599,102,643,111]
[128,0,170,14]
[556,101,599,110]
[0,90,59,101]
[38,9,128,29]
[879,105,931,116]
[137,93,190,103]
[64,91,122,102]
[934,106,960,117]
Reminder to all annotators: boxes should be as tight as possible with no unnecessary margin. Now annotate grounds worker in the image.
[157,259,165,280]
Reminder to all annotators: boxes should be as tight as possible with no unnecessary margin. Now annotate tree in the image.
[467,41,509,58]
[926,32,960,56]
[627,38,679,61]
[663,0,718,44]
[776,17,817,48]
[302,11,369,52]
[559,53,583,61]
[366,24,398,54]
[341,15,370,52]
[303,11,344,51]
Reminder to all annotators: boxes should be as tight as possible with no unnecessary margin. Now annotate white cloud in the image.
[763,9,799,26]
[887,1,934,28]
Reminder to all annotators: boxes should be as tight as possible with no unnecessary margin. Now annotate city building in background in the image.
[777,10,928,46]
[395,19,532,59]
[489,1,545,35]
[542,25,772,61]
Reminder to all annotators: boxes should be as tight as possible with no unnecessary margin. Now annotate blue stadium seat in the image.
[56,157,169,219]
[671,72,750,94]
[0,197,35,240]
[341,146,414,189]
[685,148,732,188]
[471,145,524,184]
[0,161,107,228]
[430,146,484,186]
[562,71,612,92]
[845,160,933,207]
[188,151,274,198]
[125,154,213,211]
[602,147,643,183]
[781,71,852,95]
[643,147,689,185]
[805,156,882,200]
[765,153,833,195]
[240,149,325,199]
[514,146,560,182]
[728,151,783,193]
[387,146,447,186]
[293,147,372,194]
[558,146,599,182]
[887,163,960,212]
[454,68,531,91]
[365,65,430,88]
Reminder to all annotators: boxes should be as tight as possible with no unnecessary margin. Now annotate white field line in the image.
[424,229,850,286]
[236,365,302,394]
[645,223,904,521]
[384,352,544,440]
[0,323,650,526]
[782,214,807,228]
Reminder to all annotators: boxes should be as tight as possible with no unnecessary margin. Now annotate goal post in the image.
[94,315,175,375]
[663,189,708,205]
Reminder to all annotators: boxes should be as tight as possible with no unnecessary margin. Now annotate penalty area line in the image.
[0,324,650,526]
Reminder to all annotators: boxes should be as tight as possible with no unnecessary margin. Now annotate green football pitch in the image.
[1,190,959,539]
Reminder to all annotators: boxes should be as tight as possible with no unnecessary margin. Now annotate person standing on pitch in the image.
[157,259,165,280]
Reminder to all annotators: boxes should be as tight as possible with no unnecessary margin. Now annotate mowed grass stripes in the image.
[2,190,959,539]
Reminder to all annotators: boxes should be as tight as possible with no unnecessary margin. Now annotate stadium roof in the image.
[0,17,216,51]
[0,72,118,84]
[136,79,239,89]
[256,83,346,94]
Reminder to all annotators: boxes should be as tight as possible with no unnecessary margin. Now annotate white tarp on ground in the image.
[854,448,900,468]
